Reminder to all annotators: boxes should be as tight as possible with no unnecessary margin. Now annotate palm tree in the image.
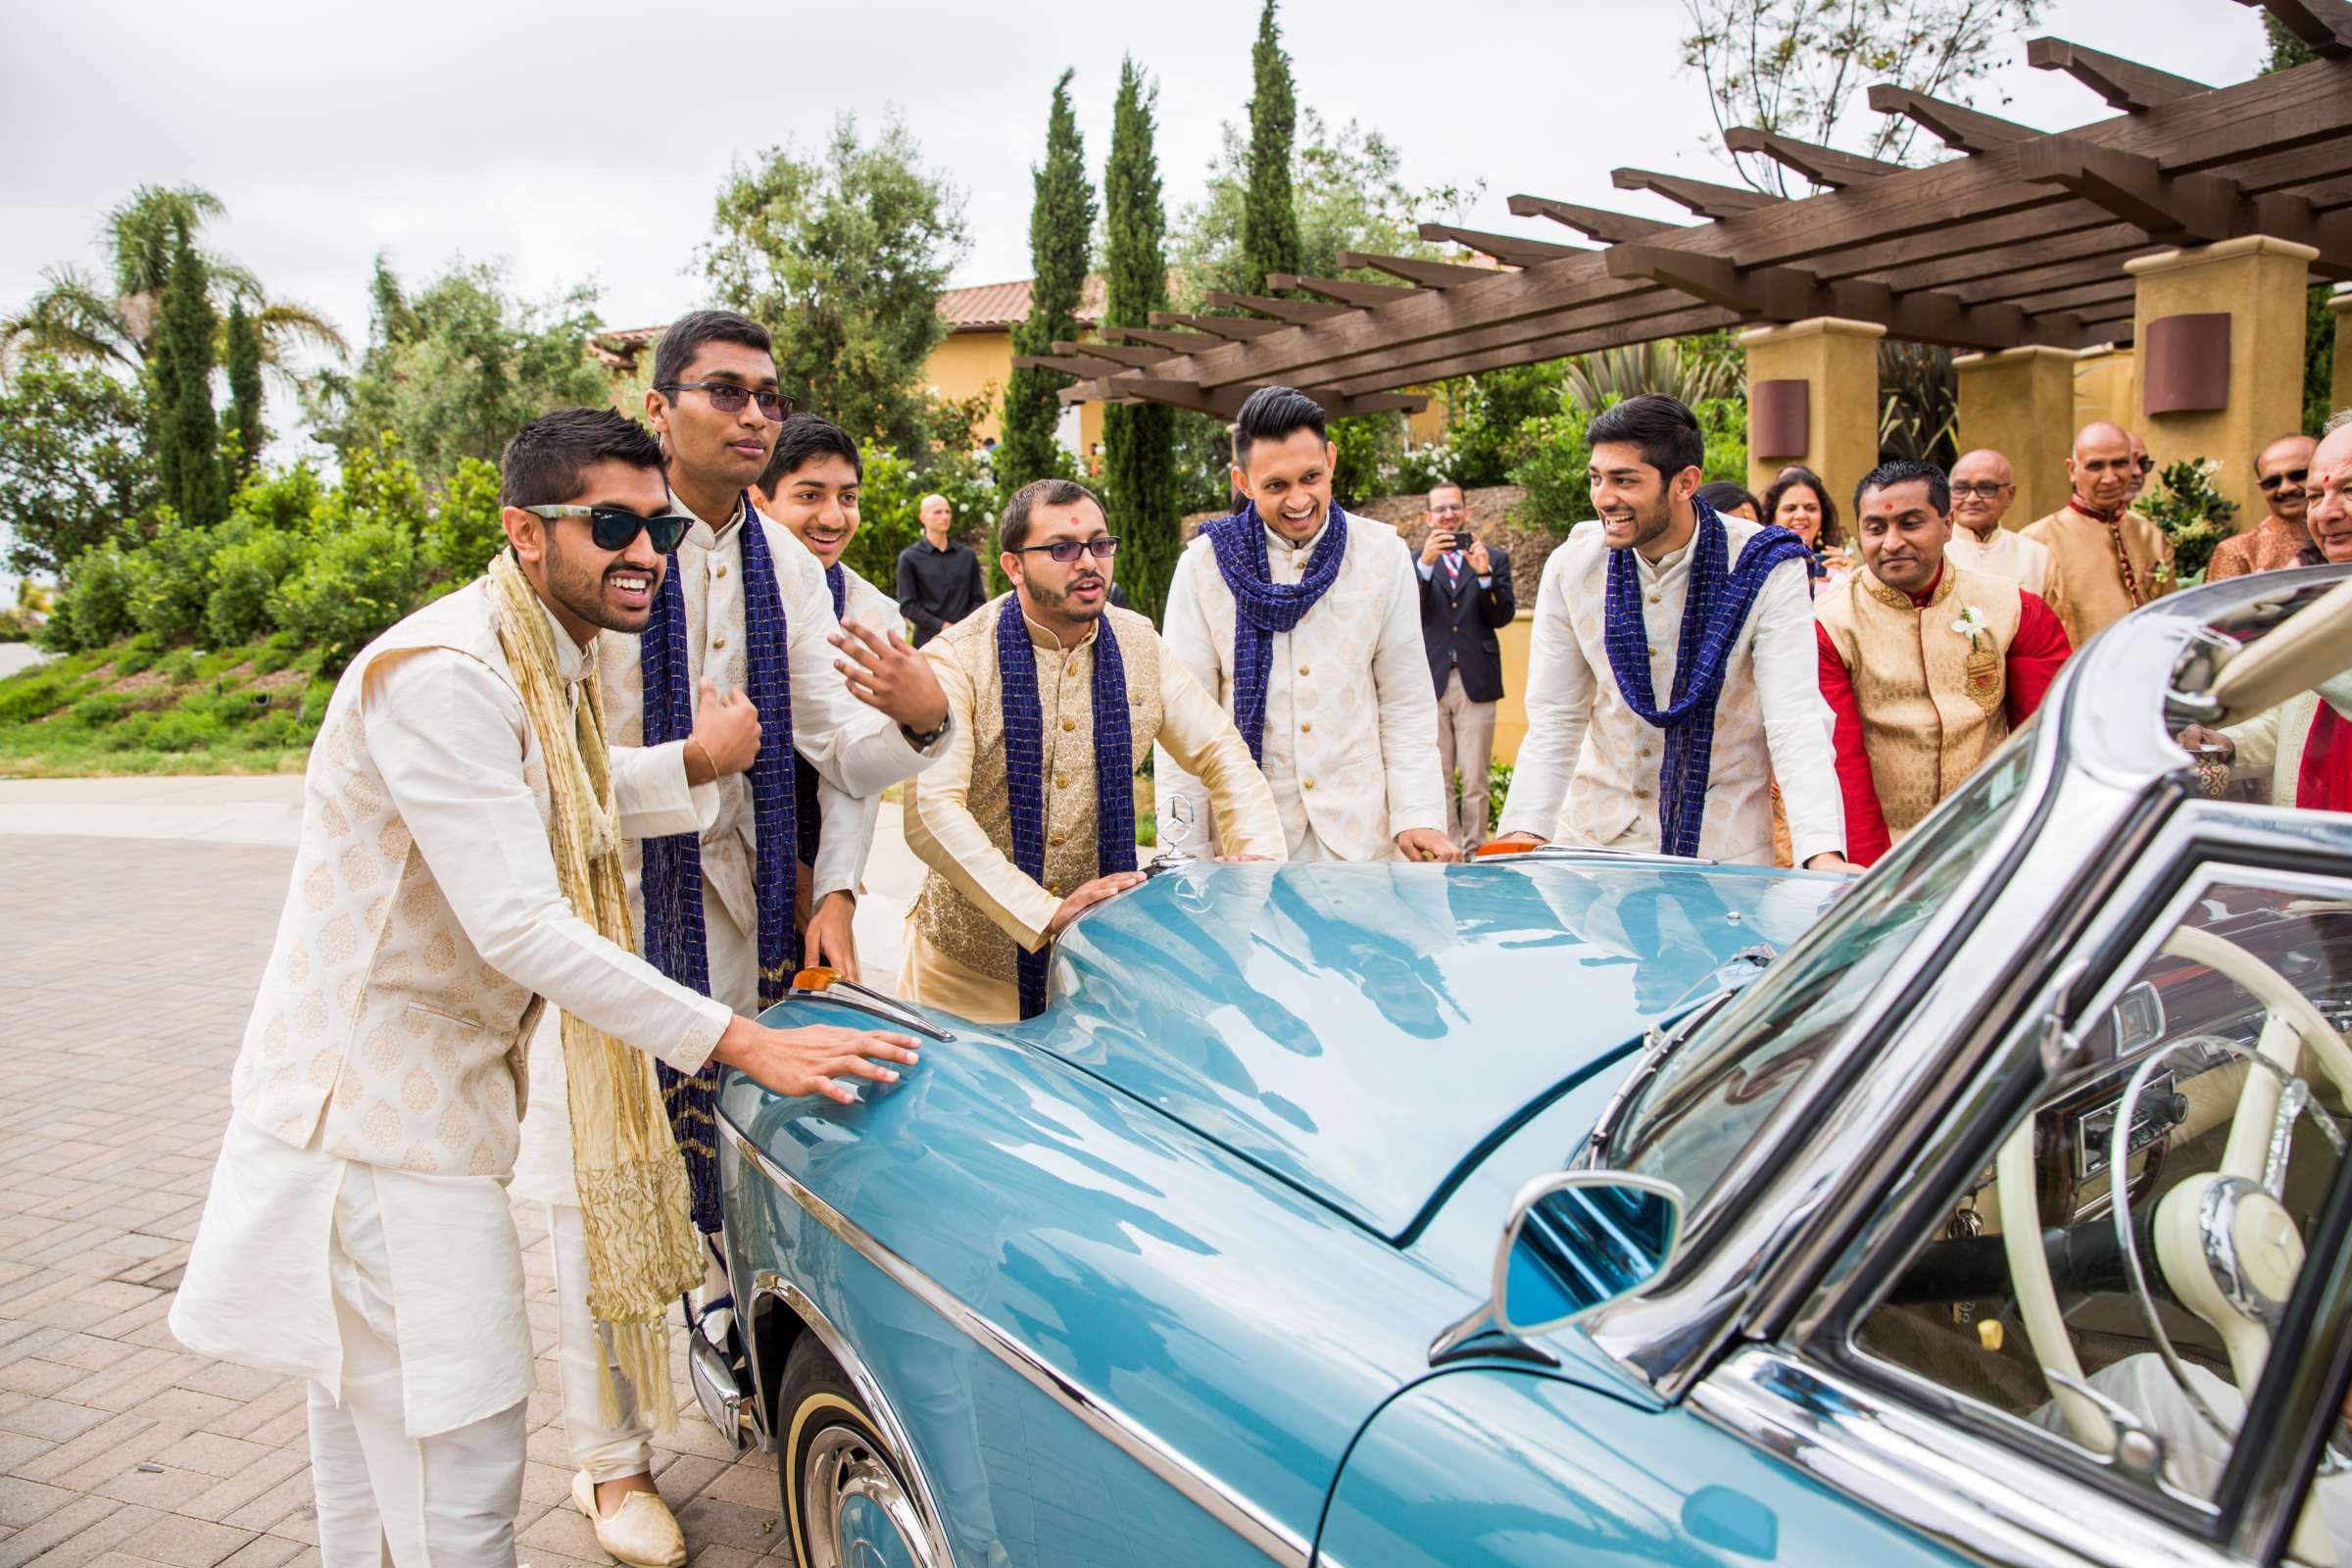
[1,184,345,380]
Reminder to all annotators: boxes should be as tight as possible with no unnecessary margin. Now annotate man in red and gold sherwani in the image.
[2207,433,2320,580]
[1818,459,2072,865]
[2021,421,2175,649]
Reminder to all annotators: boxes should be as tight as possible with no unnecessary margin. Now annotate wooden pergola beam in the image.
[2233,0,2352,58]
[2027,36,2210,112]
[2014,133,2352,265]
[1865,84,2039,154]
[1104,326,1220,352]
[1505,193,1685,241]
[1200,292,1350,324]
[1417,222,1590,265]
[1611,168,1780,219]
[1054,379,1427,418]
[1149,311,1282,340]
[1335,252,1502,286]
[1051,339,1163,368]
[1723,127,1908,189]
[1266,273,1416,308]
[1320,308,1749,395]
[1013,352,1133,379]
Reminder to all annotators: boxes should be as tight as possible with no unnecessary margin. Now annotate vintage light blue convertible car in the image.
[699,566,2352,1568]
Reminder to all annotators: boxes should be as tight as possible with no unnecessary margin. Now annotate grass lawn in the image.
[0,633,329,779]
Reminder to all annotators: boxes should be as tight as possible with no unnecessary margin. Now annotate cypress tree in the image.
[1001,70,1095,504]
[157,220,226,524]
[1102,56,1179,622]
[223,297,266,488]
[1243,0,1301,292]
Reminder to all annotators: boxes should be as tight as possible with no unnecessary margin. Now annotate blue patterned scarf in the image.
[793,564,849,869]
[639,493,795,1234]
[1200,502,1348,764]
[996,594,1136,1018]
[1603,498,1810,858]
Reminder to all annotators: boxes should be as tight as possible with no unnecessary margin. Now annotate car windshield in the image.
[1607,743,2034,1203]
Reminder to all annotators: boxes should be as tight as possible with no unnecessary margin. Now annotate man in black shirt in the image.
[895,491,987,645]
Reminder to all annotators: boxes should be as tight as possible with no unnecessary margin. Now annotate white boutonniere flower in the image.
[1952,603,1988,652]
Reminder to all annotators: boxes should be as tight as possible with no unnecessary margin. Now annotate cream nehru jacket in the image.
[1158,510,1446,861]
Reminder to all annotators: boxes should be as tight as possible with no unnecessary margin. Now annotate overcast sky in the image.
[0,0,2277,401]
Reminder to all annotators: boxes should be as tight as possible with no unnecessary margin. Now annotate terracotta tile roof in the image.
[593,274,1107,370]
[937,274,1105,333]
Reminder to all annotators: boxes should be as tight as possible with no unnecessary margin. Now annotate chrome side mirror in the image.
[1431,1170,1686,1364]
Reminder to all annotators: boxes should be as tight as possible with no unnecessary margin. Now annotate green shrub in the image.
[2140,457,2239,585]
[420,457,506,580]
[271,519,418,669]
[0,668,74,723]
[122,513,219,640]
[143,709,228,752]
[205,521,309,646]
[1439,363,1569,488]
[252,630,307,674]
[99,711,157,752]
[112,630,168,675]
[48,544,138,651]
[1508,403,1600,532]
[846,444,998,588]
[159,651,199,684]
[227,460,326,532]
[62,692,136,730]
[242,709,313,750]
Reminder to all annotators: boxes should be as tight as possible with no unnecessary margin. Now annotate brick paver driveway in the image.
[0,836,795,1567]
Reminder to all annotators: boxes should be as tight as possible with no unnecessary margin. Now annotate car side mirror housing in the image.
[1494,1171,1685,1336]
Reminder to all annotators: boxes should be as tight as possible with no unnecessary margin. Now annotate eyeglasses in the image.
[1429,502,1467,517]
[656,381,793,421]
[1012,536,1119,564]
[2259,467,2311,492]
[523,505,694,555]
[1948,481,2011,499]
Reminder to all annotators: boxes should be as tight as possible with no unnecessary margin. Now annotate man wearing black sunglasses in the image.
[512,312,955,1562]
[2209,432,2320,580]
[897,477,1284,1023]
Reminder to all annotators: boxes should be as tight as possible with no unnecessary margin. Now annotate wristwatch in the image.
[902,716,951,750]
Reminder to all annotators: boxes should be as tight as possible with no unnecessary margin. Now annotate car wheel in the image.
[777,1332,940,1568]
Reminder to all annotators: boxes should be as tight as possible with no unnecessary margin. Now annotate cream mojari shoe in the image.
[570,1471,686,1568]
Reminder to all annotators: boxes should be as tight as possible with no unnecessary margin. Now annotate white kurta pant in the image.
[309,1162,528,1567]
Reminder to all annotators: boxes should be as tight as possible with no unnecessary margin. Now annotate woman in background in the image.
[1762,466,1852,587]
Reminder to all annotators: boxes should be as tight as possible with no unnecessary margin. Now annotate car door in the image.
[1693,831,2352,1567]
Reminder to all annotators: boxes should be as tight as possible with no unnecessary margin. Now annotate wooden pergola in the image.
[1018,0,2352,421]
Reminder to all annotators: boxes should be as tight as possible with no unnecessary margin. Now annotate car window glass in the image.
[1846,875,2352,1557]
[1611,745,2031,1203]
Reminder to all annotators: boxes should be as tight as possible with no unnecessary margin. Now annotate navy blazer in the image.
[1418,545,1514,702]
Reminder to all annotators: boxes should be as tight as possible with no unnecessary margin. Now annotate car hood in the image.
[1014,857,1839,1242]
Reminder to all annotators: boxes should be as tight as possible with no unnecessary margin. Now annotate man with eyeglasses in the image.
[899,477,1284,1023]
[1414,479,1514,846]
[510,311,954,1565]
[1941,448,2068,630]
[2022,420,2176,649]
[171,409,924,1567]
[2208,433,2321,580]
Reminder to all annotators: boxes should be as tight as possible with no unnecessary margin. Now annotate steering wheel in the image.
[1999,926,2352,1460]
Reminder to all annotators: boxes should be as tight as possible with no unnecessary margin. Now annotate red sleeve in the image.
[2004,590,2073,729]
[1817,622,1890,867]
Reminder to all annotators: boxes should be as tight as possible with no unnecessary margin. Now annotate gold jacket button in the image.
[1061,717,1077,732]
[1302,778,1315,790]
[713,635,728,651]
[1298,665,1310,677]
[1635,787,1651,800]
[1300,720,1312,733]
[1050,834,1066,847]
[1054,774,1069,789]
[715,564,728,578]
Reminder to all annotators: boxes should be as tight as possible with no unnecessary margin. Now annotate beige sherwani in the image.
[1496,516,1843,865]
[172,581,731,1470]
[2220,673,2352,804]
[1158,512,1446,861]
[1946,523,2068,627]
[900,597,1285,1023]
[2020,503,2175,650]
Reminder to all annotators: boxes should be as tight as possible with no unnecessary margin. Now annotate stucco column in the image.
[1739,318,1886,514]
[1953,346,2076,524]
[2329,289,2352,422]
[2125,236,2318,523]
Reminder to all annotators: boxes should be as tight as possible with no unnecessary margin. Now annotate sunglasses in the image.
[658,380,794,421]
[1012,536,1119,564]
[522,504,693,554]
[2259,467,2312,492]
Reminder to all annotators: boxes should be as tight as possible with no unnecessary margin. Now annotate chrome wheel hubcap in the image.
[803,1425,926,1568]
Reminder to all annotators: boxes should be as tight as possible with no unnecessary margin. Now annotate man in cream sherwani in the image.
[511,321,953,1566]
[1159,385,1455,864]
[1493,394,1855,870]
[170,408,925,1568]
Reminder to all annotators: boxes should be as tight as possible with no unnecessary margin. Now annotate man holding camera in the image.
[1415,481,1514,846]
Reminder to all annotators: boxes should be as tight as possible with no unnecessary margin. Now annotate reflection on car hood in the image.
[1022,858,1840,1242]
